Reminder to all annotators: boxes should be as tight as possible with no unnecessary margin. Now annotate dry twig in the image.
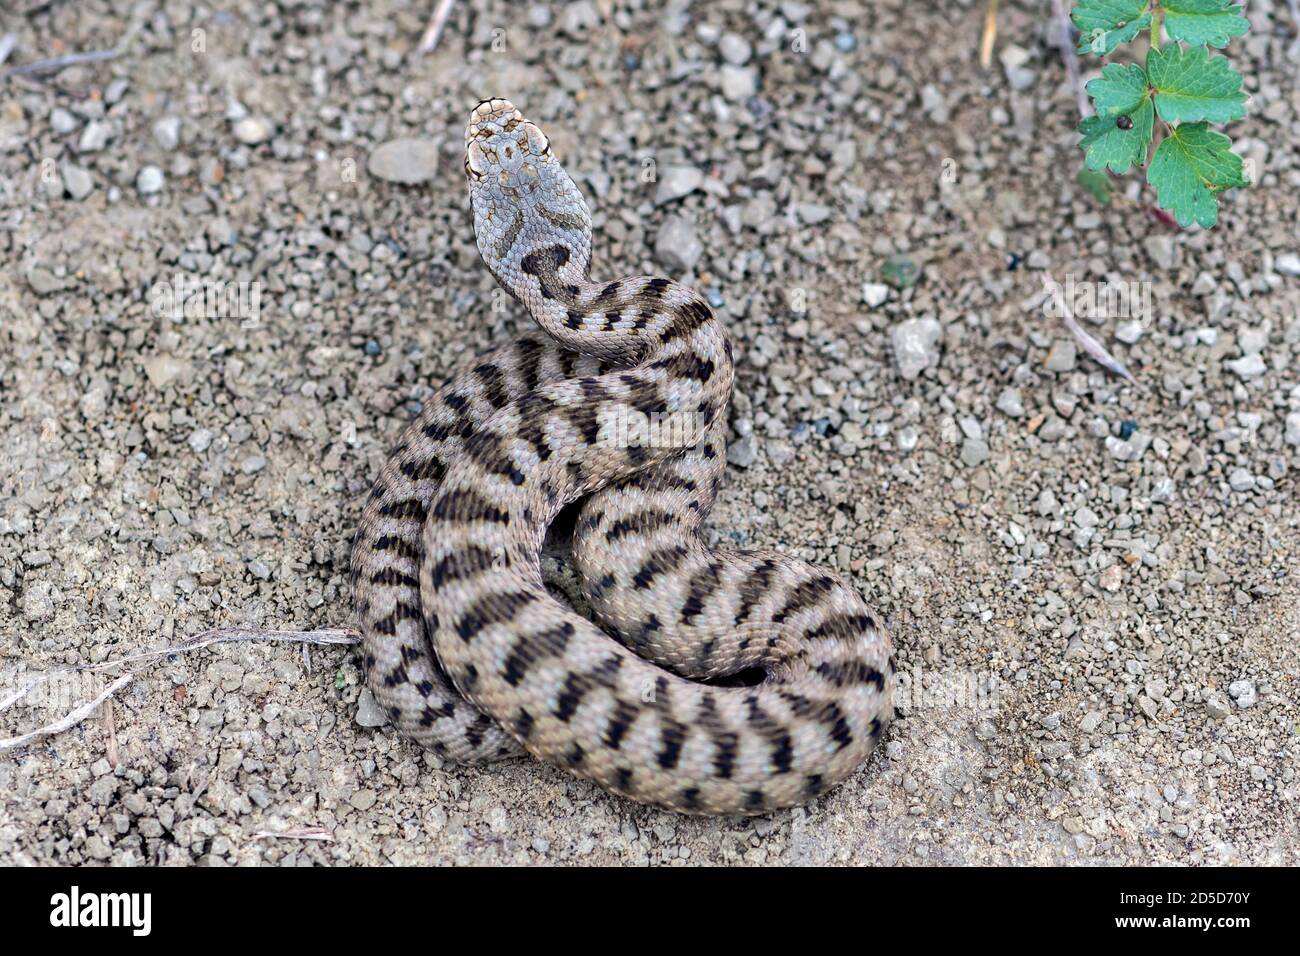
[2,47,120,78]
[980,0,999,69]
[0,626,359,754]
[417,0,458,55]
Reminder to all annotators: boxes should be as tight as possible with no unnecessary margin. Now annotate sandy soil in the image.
[1,0,1297,865]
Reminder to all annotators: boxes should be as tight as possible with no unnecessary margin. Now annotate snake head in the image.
[465,98,556,193]
[465,98,592,284]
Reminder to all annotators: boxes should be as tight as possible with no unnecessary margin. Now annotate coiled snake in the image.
[352,99,894,814]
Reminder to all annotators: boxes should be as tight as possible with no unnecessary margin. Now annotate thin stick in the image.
[0,34,16,68]
[1051,0,1090,117]
[2,47,120,78]
[417,0,457,55]
[252,827,335,842]
[103,696,120,768]
[1041,271,1141,386]
[0,626,359,753]
[0,674,133,753]
[980,0,999,69]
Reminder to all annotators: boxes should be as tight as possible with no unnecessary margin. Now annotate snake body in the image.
[352,99,894,814]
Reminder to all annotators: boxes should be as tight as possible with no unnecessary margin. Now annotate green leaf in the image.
[1086,62,1150,116]
[1147,122,1247,228]
[1072,0,1152,55]
[1146,45,1247,124]
[1078,94,1155,173]
[1077,167,1114,205]
[1161,0,1249,49]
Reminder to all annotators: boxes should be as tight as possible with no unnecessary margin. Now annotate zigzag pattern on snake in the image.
[351,98,894,814]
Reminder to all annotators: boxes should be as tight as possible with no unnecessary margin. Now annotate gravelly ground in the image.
[1,0,1297,866]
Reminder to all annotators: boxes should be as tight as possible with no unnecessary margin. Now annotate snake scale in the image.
[351,99,894,815]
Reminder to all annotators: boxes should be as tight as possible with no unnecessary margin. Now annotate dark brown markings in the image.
[650,351,715,382]
[657,716,688,770]
[615,766,634,791]
[804,612,876,641]
[391,601,422,624]
[431,486,509,524]
[426,544,503,589]
[465,712,494,750]
[517,337,545,392]
[804,774,826,799]
[606,508,674,542]
[597,281,622,303]
[631,544,690,590]
[771,575,836,624]
[734,558,778,625]
[744,789,767,811]
[554,670,589,722]
[473,363,511,410]
[678,787,701,811]
[422,420,453,442]
[399,454,447,482]
[513,708,534,740]
[566,402,601,445]
[502,621,575,686]
[372,534,422,563]
[370,567,419,588]
[379,497,427,520]
[419,700,457,726]
[602,699,640,750]
[453,590,536,642]
[815,660,886,690]
[565,743,586,768]
[681,559,726,625]
[660,299,714,345]
[813,700,854,751]
[642,277,671,299]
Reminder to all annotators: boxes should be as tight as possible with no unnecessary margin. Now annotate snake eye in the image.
[466,142,488,180]
[522,122,550,157]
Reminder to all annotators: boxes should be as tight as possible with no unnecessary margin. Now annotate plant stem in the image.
[1150,4,1163,50]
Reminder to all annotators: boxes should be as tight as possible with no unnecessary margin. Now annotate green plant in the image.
[1072,0,1251,228]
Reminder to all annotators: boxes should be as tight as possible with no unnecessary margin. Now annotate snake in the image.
[351,98,894,815]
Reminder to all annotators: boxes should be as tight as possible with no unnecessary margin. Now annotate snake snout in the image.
[467,97,523,140]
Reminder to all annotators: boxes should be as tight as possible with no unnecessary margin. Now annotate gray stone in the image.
[654,215,702,271]
[1145,235,1177,270]
[1275,253,1300,276]
[727,435,757,468]
[78,120,110,152]
[136,165,164,194]
[996,387,1024,418]
[61,164,93,200]
[861,282,890,308]
[890,318,941,380]
[718,33,752,65]
[1228,679,1256,708]
[960,438,989,467]
[1284,412,1300,448]
[355,688,390,727]
[368,138,440,184]
[232,116,272,145]
[153,116,181,150]
[654,164,702,205]
[1044,338,1077,372]
[1225,353,1266,380]
[719,65,757,101]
